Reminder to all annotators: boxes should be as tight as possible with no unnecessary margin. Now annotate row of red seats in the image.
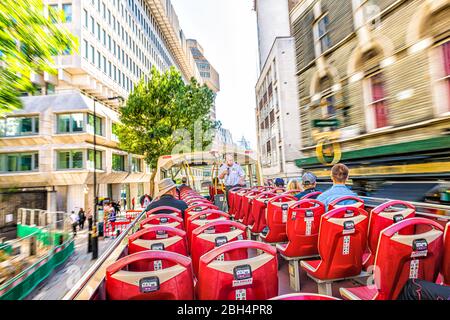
[229,186,450,299]
[105,187,284,300]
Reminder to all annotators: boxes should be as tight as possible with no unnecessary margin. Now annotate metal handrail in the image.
[361,196,450,219]
[62,207,148,300]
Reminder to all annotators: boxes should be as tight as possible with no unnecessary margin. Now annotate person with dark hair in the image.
[317,163,357,208]
[274,178,285,188]
[180,177,188,187]
[78,208,86,230]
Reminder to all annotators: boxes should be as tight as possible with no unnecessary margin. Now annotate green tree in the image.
[117,67,218,193]
[0,0,76,113]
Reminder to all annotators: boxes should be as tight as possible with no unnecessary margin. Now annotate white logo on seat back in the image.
[235,289,246,300]
[409,259,419,279]
[343,236,351,255]
[305,220,313,236]
[154,260,162,271]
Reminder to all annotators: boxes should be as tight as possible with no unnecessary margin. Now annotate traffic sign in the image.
[312,119,340,128]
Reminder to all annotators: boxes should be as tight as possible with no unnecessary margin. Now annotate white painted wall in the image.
[255,0,291,69]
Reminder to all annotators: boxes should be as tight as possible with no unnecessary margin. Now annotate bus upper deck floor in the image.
[64,182,450,301]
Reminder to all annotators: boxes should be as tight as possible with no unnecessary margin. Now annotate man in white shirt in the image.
[219,154,246,204]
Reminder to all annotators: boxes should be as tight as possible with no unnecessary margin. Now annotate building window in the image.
[83,40,89,59]
[111,123,119,141]
[83,9,88,28]
[0,153,39,173]
[57,113,84,133]
[368,73,389,129]
[87,114,103,136]
[90,16,95,34]
[48,4,58,23]
[131,157,142,172]
[315,14,331,55]
[62,3,72,23]
[0,116,39,137]
[57,150,83,170]
[112,154,125,171]
[87,149,103,170]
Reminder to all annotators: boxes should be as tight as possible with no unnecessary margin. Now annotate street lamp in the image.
[88,95,125,260]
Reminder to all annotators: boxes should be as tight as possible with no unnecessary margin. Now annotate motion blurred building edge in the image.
[0,0,223,232]
[255,0,450,197]
[289,0,450,196]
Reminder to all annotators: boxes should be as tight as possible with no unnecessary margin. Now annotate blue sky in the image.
[171,0,259,148]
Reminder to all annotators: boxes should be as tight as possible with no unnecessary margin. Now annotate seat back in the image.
[128,225,188,258]
[197,240,278,300]
[227,187,243,217]
[366,201,416,268]
[328,196,364,212]
[231,188,250,217]
[283,190,302,196]
[282,199,325,257]
[187,210,230,245]
[270,293,340,300]
[146,206,182,218]
[316,206,369,279]
[373,218,444,300]
[106,251,194,300]
[240,190,261,225]
[443,223,450,285]
[301,191,322,200]
[264,195,297,243]
[234,189,253,221]
[185,204,219,226]
[191,220,248,277]
[140,214,184,231]
[249,192,277,233]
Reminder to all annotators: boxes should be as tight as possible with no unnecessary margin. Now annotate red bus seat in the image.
[240,190,261,226]
[186,210,230,246]
[260,195,297,244]
[328,196,365,212]
[129,225,187,257]
[233,189,251,221]
[364,200,416,269]
[249,192,277,234]
[140,214,184,231]
[301,206,369,280]
[276,199,325,258]
[301,191,322,200]
[227,187,243,218]
[185,204,219,226]
[283,190,303,197]
[340,218,444,300]
[197,240,278,300]
[106,251,194,300]
[191,220,248,277]
[146,206,182,218]
[270,293,340,300]
[442,223,450,286]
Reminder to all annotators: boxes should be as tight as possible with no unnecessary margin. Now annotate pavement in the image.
[25,228,115,300]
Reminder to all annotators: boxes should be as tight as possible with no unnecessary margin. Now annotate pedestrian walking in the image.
[78,208,86,230]
[87,209,93,231]
[70,211,79,237]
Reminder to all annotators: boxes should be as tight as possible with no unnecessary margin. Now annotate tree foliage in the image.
[0,0,76,113]
[116,67,218,169]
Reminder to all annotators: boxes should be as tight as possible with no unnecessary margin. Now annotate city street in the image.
[25,229,114,300]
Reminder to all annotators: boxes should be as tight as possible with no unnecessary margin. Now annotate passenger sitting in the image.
[145,178,188,218]
[295,172,319,200]
[274,178,285,188]
[317,163,357,209]
[287,179,302,192]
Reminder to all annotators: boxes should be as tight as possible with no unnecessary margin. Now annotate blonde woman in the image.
[287,179,302,192]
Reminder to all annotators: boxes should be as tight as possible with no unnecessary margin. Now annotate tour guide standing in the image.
[219,154,246,204]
